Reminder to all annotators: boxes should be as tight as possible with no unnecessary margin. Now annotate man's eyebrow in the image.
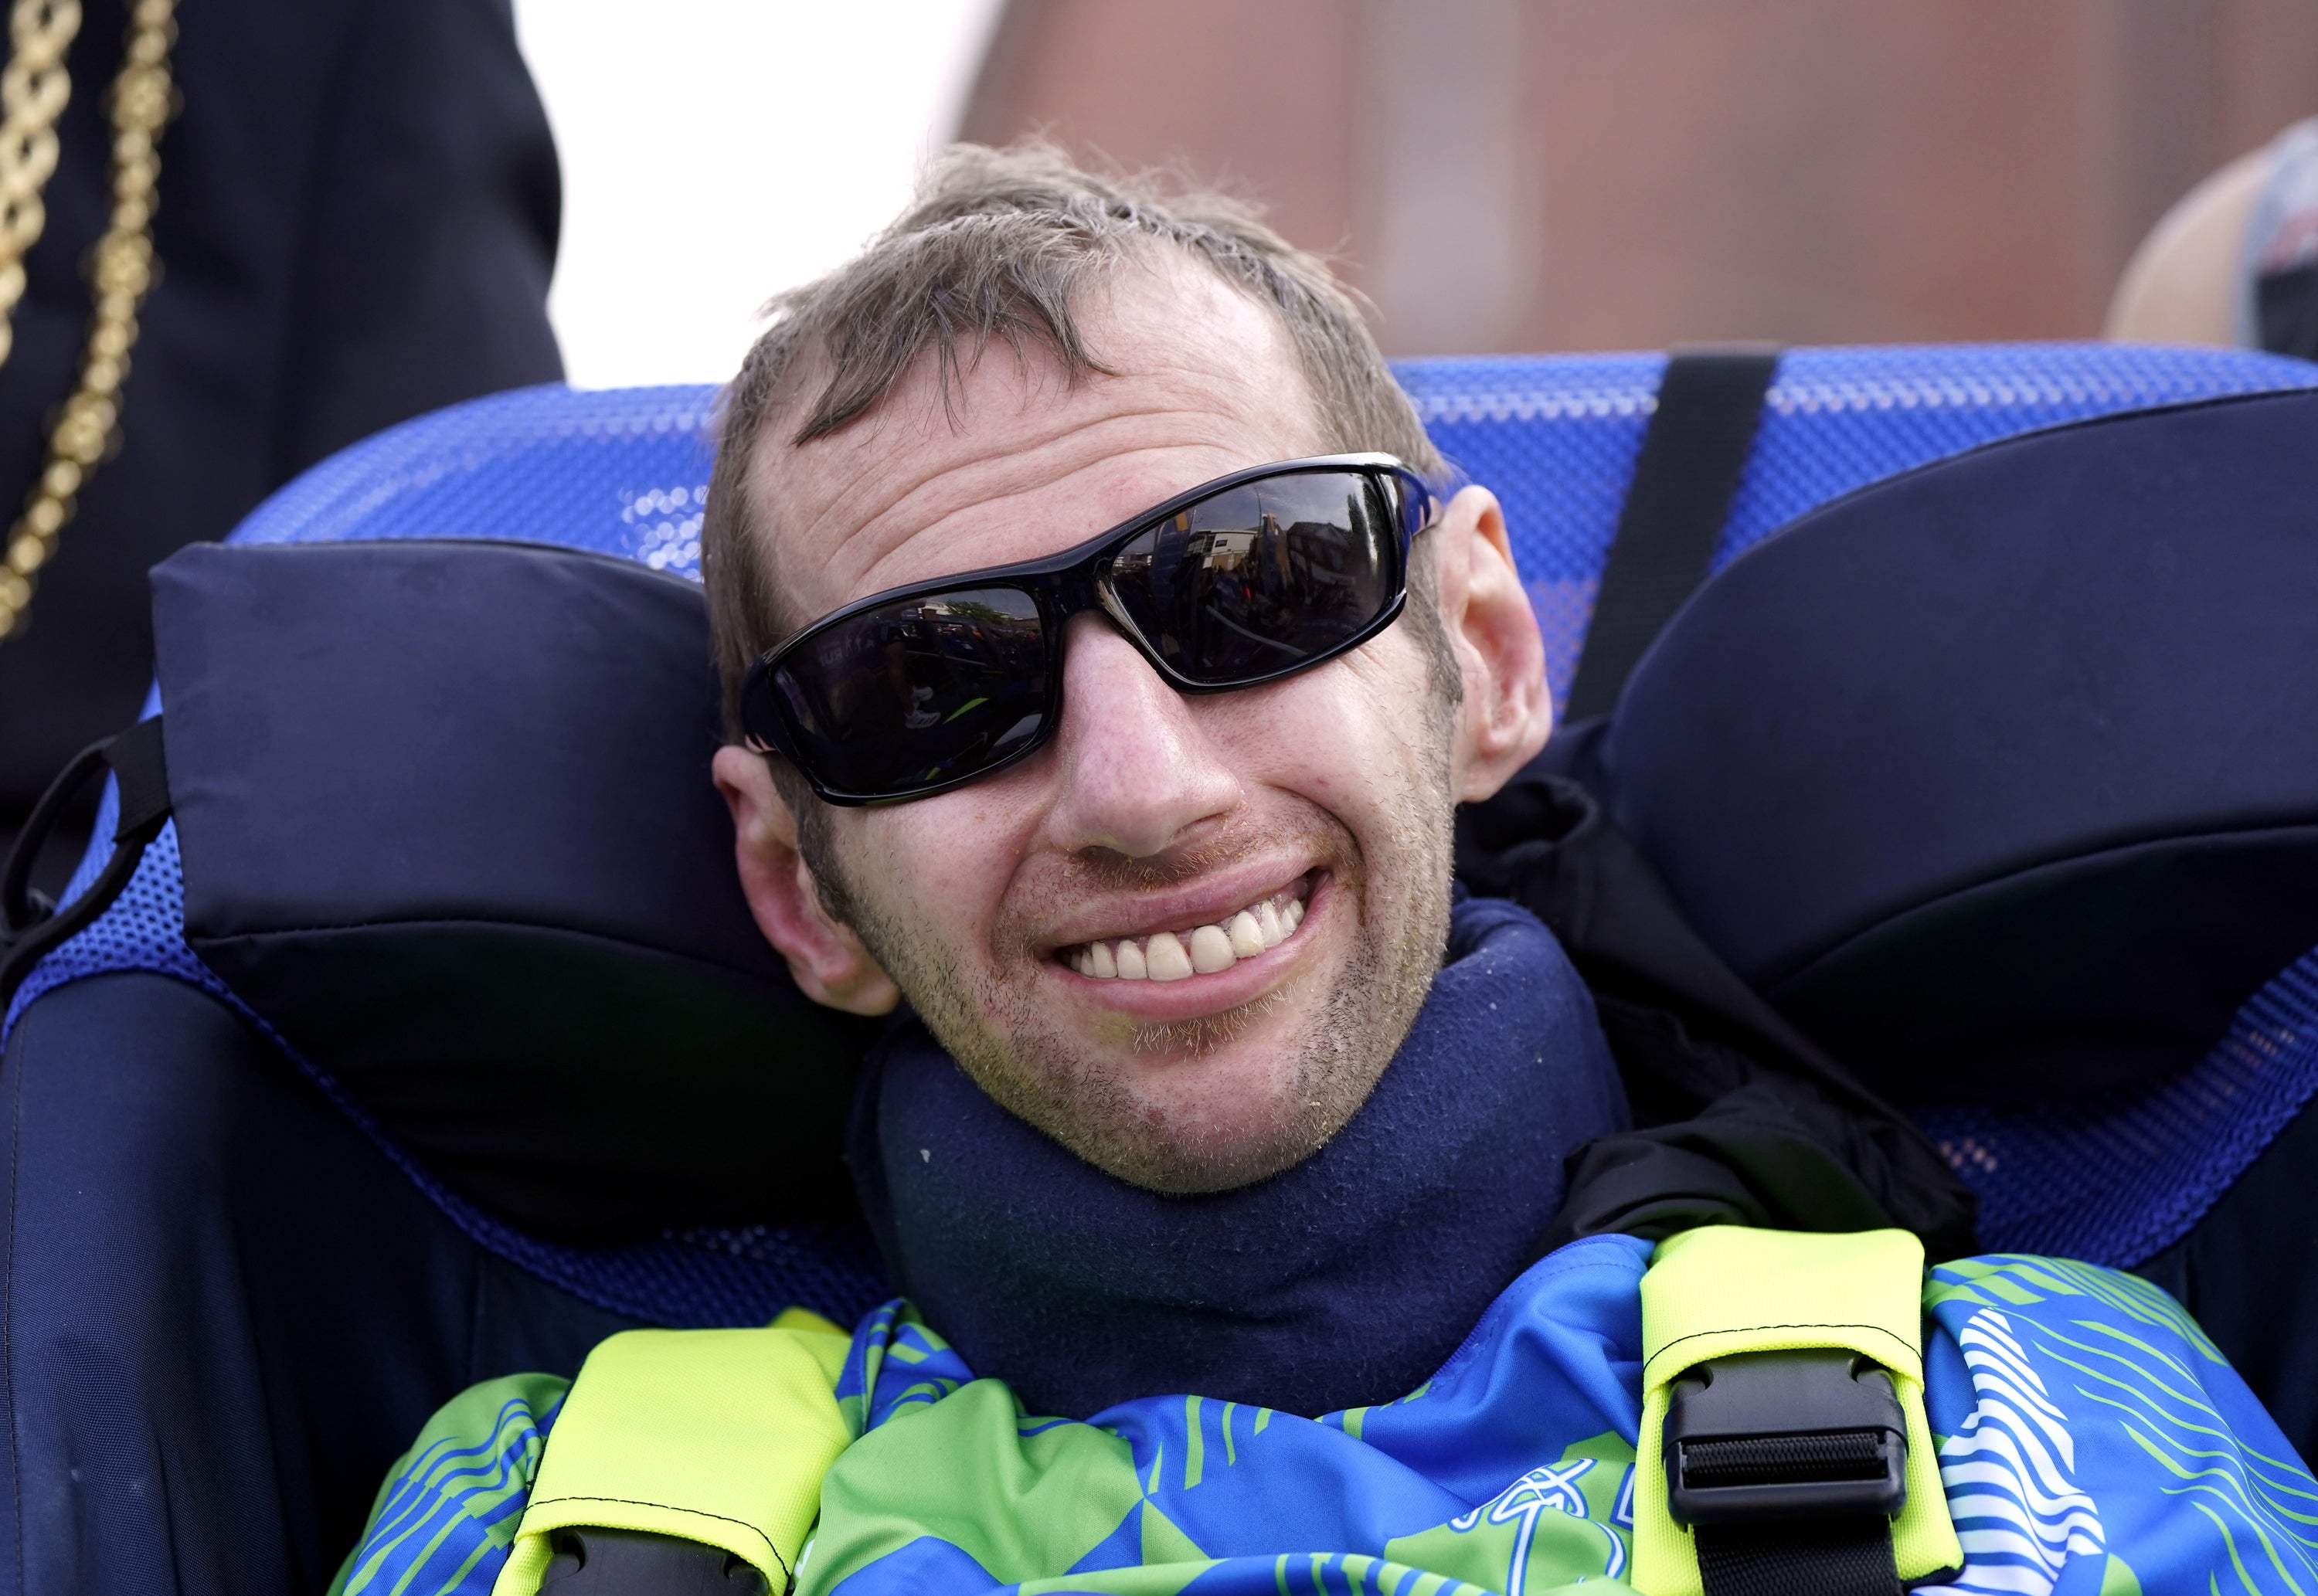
[777,423,1258,616]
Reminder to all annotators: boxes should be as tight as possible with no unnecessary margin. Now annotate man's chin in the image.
[903,864,1443,1196]
[1114,986,1290,1060]
[1059,1099,1342,1195]
[994,1018,1388,1195]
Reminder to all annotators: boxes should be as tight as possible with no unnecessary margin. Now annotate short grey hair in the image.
[702,141,1454,746]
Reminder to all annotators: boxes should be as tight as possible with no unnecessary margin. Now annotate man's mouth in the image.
[1059,875,1313,983]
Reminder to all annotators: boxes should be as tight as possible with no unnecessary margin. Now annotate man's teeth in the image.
[1147,931,1194,981]
[1067,888,1308,981]
[1227,911,1266,959]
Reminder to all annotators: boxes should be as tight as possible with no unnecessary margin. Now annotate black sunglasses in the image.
[740,453,1441,805]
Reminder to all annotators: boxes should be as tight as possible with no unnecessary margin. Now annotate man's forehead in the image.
[749,260,1327,624]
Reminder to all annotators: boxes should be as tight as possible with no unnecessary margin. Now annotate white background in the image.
[512,2,1008,389]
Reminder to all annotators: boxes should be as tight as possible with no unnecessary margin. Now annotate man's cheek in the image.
[1241,684,1412,824]
[866,813,1012,949]
[1216,674,1374,783]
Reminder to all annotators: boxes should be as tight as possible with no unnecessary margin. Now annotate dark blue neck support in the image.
[848,894,1629,1419]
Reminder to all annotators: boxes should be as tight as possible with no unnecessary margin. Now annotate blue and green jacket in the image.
[331,1232,2318,1596]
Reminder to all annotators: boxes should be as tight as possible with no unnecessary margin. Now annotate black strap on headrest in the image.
[1563,345,1782,722]
[2258,262,2318,359]
[0,717,172,1010]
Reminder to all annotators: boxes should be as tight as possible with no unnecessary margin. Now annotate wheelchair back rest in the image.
[9,344,2317,1323]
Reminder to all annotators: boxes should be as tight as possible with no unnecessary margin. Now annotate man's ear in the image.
[1429,484,1553,803]
[710,744,901,1016]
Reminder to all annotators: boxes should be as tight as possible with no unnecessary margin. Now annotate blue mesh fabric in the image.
[1399,342,2318,704]
[1917,950,2318,1267]
[226,381,719,573]
[9,343,2318,1309]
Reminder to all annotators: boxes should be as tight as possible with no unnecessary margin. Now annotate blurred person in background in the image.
[0,0,563,892]
[2107,115,2318,357]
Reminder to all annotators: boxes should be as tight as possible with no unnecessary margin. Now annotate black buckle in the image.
[539,1526,769,1594]
[1664,1347,1908,1527]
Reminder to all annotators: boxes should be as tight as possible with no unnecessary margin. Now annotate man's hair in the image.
[702,141,1454,746]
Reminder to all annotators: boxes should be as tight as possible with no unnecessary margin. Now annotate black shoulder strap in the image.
[0,718,172,1010]
[1698,1518,1905,1595]
[1563,345,1783,722]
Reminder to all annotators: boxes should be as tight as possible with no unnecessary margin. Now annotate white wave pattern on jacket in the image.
[1936,1309,2105,1596]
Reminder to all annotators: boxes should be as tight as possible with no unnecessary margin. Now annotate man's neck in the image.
[845,893,1630,1419]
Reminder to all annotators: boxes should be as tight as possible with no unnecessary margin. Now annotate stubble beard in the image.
[811,736,1460,1197]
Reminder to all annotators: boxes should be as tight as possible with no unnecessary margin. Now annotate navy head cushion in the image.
[1592,388,2318,1106]
[150,538,865,1241]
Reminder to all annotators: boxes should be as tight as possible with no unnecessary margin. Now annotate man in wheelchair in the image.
[311,144,2318,1596]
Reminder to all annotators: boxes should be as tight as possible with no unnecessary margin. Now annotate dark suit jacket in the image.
[0,0,563,856]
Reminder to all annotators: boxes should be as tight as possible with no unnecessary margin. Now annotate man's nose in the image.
[1041,613,1242,861]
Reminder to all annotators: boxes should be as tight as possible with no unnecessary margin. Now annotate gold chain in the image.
[0,0,81,368]
[0,0,174,642]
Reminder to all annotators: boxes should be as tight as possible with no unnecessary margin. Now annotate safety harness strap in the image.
[491,1313,852,1596]
[1694,1518,1902,1596]
[1630,1227,1959,1596]
[1562,344,1782,722]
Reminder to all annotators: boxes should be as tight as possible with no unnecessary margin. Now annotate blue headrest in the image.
[1592,388,2318,1105]
[151,538,866,1242]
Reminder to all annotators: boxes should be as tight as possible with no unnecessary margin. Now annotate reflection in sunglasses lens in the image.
[1106,470,1395,683]
[774,586,1048,796]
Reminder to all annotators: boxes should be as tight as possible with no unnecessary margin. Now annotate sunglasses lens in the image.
[770,586,1049,797]
[1106,469,1401,684]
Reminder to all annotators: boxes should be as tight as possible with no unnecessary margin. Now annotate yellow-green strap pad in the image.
[491,1319,853,1596]
[1630,1226,1960,1596]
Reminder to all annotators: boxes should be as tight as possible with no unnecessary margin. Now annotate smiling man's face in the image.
[713,256,1551,1193]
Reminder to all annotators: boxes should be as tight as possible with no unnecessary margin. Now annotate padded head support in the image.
[1599,389,2318,1105]
[151,538,864,1241]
